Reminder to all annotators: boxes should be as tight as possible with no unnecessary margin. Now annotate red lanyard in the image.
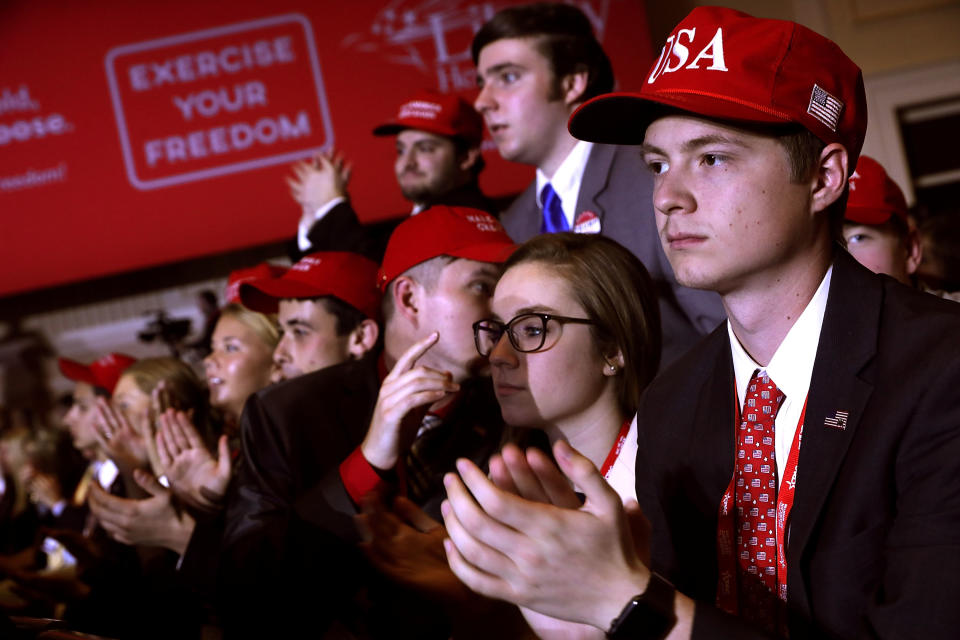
[600,418,632,479]
[716,384,807,614]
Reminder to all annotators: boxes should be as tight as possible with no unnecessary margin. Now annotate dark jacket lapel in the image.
[786,250,879,607]
[574,143,616,222]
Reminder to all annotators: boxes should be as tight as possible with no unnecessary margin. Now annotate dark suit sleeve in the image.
[304,200,400,263]
[217,393,364,636]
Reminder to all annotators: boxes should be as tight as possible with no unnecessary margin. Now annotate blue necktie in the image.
[540,182,569,233]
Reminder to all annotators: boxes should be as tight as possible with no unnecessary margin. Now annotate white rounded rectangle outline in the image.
[104,13,333,191]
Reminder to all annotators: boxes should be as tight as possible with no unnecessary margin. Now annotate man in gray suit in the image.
[471,3,724,367]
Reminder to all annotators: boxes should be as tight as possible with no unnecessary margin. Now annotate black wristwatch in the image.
[606,572,677,639]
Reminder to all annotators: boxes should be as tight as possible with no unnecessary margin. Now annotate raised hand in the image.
[87,469,195,555]
[360,332,459,470]
[441,440,651,630]
[156,409,231,512]
[287,150,352,212]
[93,397,149,474]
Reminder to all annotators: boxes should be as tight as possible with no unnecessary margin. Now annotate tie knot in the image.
[746,369,785,414]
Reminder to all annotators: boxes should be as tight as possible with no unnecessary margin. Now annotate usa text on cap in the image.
[568,6,867,168]
[372,89,484,147]
[240,252,381,319]
[58,353,137,395]
[378,205,515,291]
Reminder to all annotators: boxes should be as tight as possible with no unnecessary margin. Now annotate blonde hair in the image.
[219,303,279,350]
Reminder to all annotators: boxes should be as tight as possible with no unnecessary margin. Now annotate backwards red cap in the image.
[378,205,515,291]
[569,6,867,168]
[224,263,288,305]
[372,89,484,147]
[845,155,909,225]
[58,353,137,395]
[240,252,381,319]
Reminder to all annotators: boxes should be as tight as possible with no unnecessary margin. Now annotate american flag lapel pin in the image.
[824,410,849,430]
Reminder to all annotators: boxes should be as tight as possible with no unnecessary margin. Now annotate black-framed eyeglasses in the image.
[473,313,595,357]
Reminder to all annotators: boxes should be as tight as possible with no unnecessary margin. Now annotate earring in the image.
[608,364,617,372]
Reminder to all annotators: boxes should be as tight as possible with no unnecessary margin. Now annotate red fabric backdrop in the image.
[0,0,651,297]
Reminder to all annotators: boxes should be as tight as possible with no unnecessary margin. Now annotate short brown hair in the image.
[776,126,847,243]
[381,255,456,325]
[503,233,661,417]
[471,2,614,105]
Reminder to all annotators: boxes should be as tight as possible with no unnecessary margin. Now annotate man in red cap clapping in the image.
[442,7,960,639]
[289,90,494,262]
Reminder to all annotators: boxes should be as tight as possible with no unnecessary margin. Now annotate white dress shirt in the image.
[729,266,833,474]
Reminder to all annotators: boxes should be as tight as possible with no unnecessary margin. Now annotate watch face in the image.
[608,574,677,640]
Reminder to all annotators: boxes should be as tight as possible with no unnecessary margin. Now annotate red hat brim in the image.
[58,358,96,387]
[569,91,793,146]
[239,278,330,315]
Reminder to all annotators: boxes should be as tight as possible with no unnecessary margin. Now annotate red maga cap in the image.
[58,353,137,395]
[372,89,484,147]
[569,6,867,167]
[378,205,515,291]
[239,252,381,319]
[224,263,288,305]
[845,156,909,225]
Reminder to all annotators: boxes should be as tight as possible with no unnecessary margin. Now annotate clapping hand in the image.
[156,409,231,513]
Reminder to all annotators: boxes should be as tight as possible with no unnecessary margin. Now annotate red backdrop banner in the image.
[0,0,651,298]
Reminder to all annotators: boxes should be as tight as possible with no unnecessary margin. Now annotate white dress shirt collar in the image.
[728,265,833,472]
[535,141,594,228]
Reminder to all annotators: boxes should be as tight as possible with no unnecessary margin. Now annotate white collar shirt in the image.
[535,141,594,229]
[728,265,833,474]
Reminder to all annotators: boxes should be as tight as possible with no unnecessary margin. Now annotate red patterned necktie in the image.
[736,369,785,633]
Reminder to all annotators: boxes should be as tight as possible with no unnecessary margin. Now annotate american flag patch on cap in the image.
[807,84,844,132]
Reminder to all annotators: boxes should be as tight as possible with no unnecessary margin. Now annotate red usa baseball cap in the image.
[569,6,867,167]
[58,353,137,394]
[378,205,515,291]
[240,252,381,319]
[372,89,484,147]
[845,156,909,225]
[224,263,288,305]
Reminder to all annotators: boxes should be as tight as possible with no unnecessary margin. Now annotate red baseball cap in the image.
[378,205,515,291]
[845,155,909,225]
[372,89,484,147]
[239,252,381,319]
[58,353,137,395]
[569,7,867,168]
[224,263,288,305]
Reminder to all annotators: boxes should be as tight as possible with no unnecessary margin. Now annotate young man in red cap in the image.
[842,155,922,286]
[442,7,960,639]
[218,206,513,637]
[471,2,725,367]
[239,251,380,381]
[289,90,494,262]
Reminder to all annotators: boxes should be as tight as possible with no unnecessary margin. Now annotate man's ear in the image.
[392,276,421,327]
[811,143,849,214]
[458,146,482,173]
[905,227,923,276]
[347,319,380,359]
[561,70,589,108]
